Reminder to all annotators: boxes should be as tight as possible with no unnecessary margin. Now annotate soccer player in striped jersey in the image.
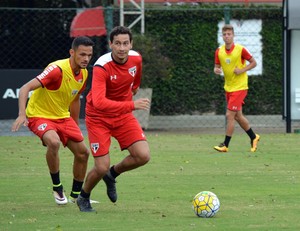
[213,24,260,153]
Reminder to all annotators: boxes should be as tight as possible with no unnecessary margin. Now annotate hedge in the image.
[129,5,283,115]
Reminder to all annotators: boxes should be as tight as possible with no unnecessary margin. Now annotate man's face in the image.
[72,45,93,69]
[109,34,132,63]
[222,29,234,44]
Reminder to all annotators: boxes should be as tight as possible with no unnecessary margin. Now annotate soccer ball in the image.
[192,191,220,218]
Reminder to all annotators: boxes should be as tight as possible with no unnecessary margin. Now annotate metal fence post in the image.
[223,6,231,132]
[104,6,113,41]
[224,6,231,24]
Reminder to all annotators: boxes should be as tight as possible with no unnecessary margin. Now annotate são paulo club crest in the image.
[128,66,137,77]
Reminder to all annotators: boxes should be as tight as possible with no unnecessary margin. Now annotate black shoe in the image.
[76,195,95,212]
[103,174,117,203]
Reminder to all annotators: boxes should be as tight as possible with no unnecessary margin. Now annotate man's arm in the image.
[245,57,257,72]
[234,57,257,75]
[91,66,135,113]
[234,47,257,75]
[11,78,42,131]
[70,94,81,125]
[214,48,222,75]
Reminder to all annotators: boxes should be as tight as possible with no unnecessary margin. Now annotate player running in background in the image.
[76,26,151,212]
[213,24,260,153]
[11,36,94,205]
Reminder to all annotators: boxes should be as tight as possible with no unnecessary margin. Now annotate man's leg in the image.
[77,155,110,212]
[235,111,260,152]
[43,130,68,205]
[214,109,236,152]
[104,141,150,202]
[67,140,89,202]
[115,141,150,173]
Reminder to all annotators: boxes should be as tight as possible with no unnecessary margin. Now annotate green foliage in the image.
[135,6,282,115]
[133,34,174,87]
[245,14,283,115]
[0,5,283,116]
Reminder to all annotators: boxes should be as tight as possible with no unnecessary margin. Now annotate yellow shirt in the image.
[218,44,248,92]
[26,59,88,119]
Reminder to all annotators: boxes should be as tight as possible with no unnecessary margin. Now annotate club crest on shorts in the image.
[91,143,99,153]
[38,123,47,131]
[128,66,136,77]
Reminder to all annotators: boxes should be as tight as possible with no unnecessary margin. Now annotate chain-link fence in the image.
[1,4,298,134]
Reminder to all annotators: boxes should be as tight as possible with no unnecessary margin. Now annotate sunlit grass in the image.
[0,133,299,231]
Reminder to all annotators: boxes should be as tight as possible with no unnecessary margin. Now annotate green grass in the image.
[0,133,299,231]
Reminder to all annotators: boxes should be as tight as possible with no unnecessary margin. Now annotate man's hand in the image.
[214,67,223,75]
[11,115,28,132]
[234,67,244,75]
[133,98,150,110]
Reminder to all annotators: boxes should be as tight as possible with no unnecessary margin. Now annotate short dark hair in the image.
[109,26,133,43]
[71,36,94,50]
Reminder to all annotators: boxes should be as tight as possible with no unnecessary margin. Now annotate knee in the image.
[225,112,231,120]
[83,147,90,157]
[129,142,150,166]
[46,139,61,152]
[77,147,90,162]
[139,150,151,165]
[234,113,243,122]
[94,162,110,176]
[82,148,90,161]
[233,114,238,121]
[226,113,234,121]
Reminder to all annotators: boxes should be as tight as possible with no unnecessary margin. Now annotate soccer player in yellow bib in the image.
[11,36,94,205]
[213,24,260,153]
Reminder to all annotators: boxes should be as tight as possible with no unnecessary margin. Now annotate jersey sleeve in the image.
[214,48,221,65]
[36,64,62,90]
[132,56,142,91]
[90,66,135,114]
[241,47,253,61]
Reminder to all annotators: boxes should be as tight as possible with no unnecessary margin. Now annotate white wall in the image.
[290,30,300,119]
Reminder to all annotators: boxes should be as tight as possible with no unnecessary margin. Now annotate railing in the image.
[120,0,282,5]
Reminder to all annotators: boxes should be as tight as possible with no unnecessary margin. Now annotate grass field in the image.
[0,132,299,231]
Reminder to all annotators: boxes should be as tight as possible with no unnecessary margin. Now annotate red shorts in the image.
[27,117,84,146]
[86,113,147,157]
[225,90,248,111]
